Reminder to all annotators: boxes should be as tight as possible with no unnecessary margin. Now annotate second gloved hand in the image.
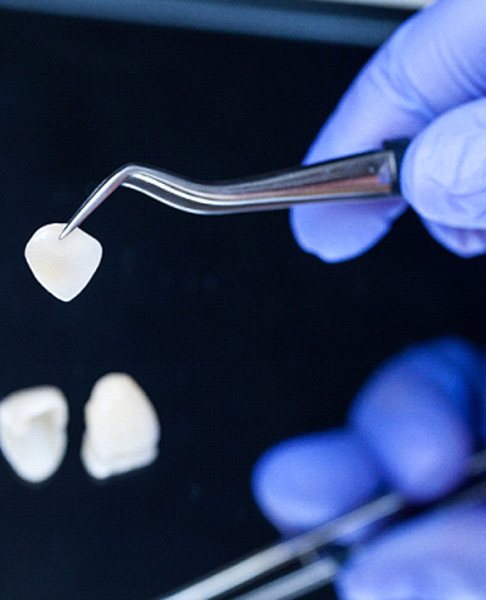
[252,337,486,599]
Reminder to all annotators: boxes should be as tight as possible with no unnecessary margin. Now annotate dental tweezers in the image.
[59,140,409,239]
[160,449,486,600]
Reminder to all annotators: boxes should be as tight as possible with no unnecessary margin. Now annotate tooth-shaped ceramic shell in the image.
[24,223,102,302]
[0,386,68,483]
[81,373,160,479]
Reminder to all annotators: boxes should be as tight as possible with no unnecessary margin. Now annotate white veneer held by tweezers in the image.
[24,223,102,302]
[0,386,68,483]
[81,373,160,479]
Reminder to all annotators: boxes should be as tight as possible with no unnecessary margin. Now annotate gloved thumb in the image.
[337,503,486,600]
[401,97,486,257]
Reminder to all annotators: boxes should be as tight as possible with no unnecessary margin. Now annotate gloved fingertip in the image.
[402,98,486,234]
[337,504,486,600]
[422,219,486,258]
[350,340,475,502]
[252,430,381,536]
[290,200,405,264]
[398,337,481,422]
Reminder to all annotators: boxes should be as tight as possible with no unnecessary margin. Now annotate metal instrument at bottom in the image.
[59,140,409,240]
[161,449,486,600]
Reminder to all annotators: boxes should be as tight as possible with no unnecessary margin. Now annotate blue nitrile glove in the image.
[293,0,486,262]
[252,337,486,599]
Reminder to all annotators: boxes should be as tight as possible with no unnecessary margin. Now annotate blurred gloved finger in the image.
[422,221,486,260]
[400,98,486,257]
[350,337,480,502]
[292,0,486,262]
[252,338,481,534]
[251,430,382,536]
[480,353,486,446]
[337,503,486,600]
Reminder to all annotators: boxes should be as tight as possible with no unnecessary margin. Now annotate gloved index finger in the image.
[304,0,486,164]
[349,337,480,502]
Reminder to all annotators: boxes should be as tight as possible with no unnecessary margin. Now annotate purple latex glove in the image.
[293,0,486,262]
[252,337,486,599]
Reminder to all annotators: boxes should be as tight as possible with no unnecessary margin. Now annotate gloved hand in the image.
[252,337,486,599]
[293,0,486,262]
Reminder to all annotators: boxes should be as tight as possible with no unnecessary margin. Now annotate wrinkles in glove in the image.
[292,0,486,262]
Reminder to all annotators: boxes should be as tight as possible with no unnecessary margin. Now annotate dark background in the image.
[0,7,483,599]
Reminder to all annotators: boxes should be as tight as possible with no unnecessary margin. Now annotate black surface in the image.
[0,8,484,600]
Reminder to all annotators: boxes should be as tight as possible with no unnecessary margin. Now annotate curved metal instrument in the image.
[59,140,408,239]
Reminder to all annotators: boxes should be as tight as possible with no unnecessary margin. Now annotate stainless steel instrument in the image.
[60,140,409,239]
